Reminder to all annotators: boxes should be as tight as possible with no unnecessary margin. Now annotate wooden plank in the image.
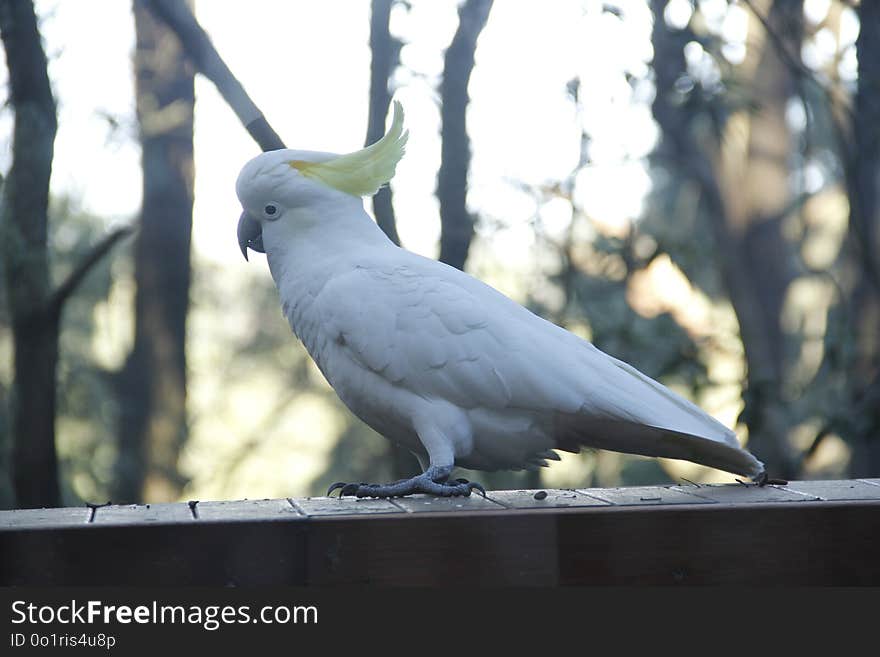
[554,501,880,585]
[671,483,818,503]
[0,506,90,529]
[1,495,879,585]
[577,485,712,506]
[304,511,559,585]
[292,496,405,516]
[0,480,874,527]
[304,500,880,585]
[92,502,193,524]
[0,522,308,585]
[390,493,505,513]
[486,488,610,509]
[780,479,880,501]
[195,499,303,522]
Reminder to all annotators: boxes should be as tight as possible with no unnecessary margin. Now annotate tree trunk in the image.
[437,0,492,271]
[847,1,880,476]
[9,315,59,508]
[0,0,60,508]
[115,0,195,503]
[367,0,402,246]
[714,0,801,477]
[650,0,801,478]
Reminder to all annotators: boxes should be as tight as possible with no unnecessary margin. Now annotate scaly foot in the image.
[327,465,486,499]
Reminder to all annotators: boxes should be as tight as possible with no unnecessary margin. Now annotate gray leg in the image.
[327,465,485,499]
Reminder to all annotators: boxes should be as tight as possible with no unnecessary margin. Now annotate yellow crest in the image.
[289,101,408,197]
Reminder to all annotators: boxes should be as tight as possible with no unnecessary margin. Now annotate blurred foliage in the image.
[54,202,128,505]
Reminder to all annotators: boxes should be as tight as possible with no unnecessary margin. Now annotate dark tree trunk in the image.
[735,1,801,375]
[0,0,60,508]
[847,1,880,476]
[10,316,59,507]
[367,0,402,246]
[437,0,492,271]
[115,0,195,502]
[649,0,801,478]
[720,0,801,478]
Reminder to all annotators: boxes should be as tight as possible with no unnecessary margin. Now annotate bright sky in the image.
[6,0,662,273]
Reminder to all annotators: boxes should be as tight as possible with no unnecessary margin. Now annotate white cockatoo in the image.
[235,102,766,498]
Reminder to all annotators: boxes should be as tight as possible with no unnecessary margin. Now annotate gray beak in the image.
[237,211,264,261]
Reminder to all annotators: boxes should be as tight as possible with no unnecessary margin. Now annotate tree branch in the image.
[142,0,285,152]
[48,224,135,318]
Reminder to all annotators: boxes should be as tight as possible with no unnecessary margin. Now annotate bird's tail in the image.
[542,344,766,478]
[552,414,764,478]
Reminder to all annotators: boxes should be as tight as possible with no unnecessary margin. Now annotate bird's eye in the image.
[263,203,280,220]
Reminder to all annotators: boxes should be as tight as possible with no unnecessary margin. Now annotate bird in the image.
[235,101,766,498]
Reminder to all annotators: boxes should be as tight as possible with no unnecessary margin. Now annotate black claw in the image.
[453,478,470,484]
[470,482,487,498]
[340,483,361,498]
[327,482,346,497]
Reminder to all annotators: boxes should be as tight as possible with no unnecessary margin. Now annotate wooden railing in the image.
[2,479,879,585]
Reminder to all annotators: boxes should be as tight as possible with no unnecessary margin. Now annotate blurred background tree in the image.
[114,0,195,504]
[0,0,876,508]
[0,0,129,508]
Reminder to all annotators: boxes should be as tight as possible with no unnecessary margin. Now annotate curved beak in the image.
[237,211,264,261]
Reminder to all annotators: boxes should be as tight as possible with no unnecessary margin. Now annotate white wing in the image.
[314,252,763,477]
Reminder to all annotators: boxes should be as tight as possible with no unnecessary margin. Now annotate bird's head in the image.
[235,101,408,260]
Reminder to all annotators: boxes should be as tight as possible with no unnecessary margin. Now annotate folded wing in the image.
[316,254,764,478]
